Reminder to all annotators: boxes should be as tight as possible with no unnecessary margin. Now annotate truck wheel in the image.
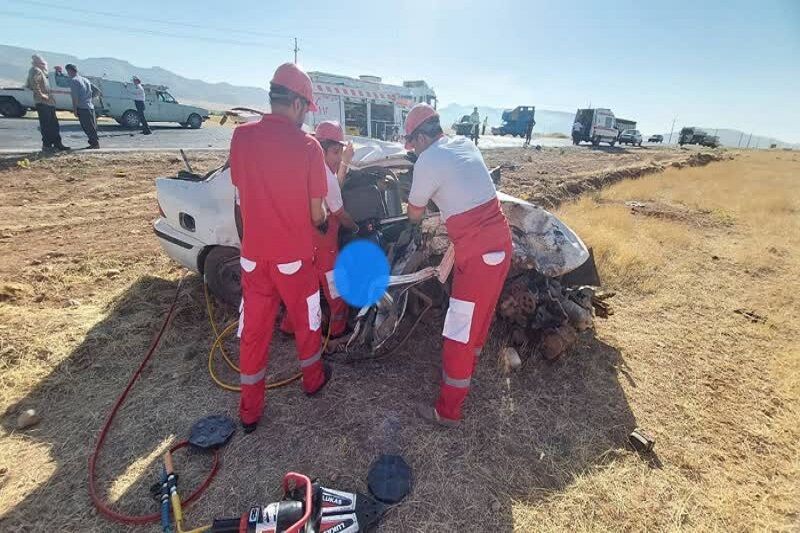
[0,97,25,118]
[203,246,241,308]
[121,109,140,129]
[187,113,202,129]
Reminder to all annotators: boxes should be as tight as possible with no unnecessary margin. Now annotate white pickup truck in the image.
[0,67,209,128]
[0,68,82,117]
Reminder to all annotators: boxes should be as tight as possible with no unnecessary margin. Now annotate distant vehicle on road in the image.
[0,66,208,128]
[491,106,536,137]
[678,127,720,148]
[453,115,477,136]
[619,129,643,146]
[572,108,618,146]
[0,66,98,117]
[648,134,664,143]
[91,78,209,129]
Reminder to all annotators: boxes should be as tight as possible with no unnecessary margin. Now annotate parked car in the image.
[0,66,99,117]
[619,129,643,146]
[154,122,591,351]
[91,78,209,128]
[648,134,664,143]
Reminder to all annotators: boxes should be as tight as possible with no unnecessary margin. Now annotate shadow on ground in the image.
[1,274,644,531]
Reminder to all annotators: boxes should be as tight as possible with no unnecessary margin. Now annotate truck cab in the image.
[491,106,536,137]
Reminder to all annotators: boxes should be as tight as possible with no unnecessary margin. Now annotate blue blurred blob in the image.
[334,240,390,307]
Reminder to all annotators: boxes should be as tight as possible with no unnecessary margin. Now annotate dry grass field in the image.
[0,149,797,532]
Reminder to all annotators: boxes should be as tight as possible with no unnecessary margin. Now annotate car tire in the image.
[0,97,25,118]
[121,109,140,129]
[187,113,202,129]
[203,245,242,308]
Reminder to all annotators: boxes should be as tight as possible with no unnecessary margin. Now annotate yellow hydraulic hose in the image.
[204,282,331,392]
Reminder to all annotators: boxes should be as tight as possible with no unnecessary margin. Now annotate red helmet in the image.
[315,121,346,144]
[271,63,318,112]
[404,103,439,149]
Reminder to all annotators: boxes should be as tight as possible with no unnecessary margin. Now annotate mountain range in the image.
[1,44,796,148]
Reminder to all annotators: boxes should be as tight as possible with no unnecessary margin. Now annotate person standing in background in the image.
[469,106,480,144]
[65,64,99,149]
[523,115,536,147]
[482,116,488,136]
[131,76,152,135]
[25,54,69,152]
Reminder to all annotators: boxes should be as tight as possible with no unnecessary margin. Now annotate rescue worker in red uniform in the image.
[404,103,512,427]
[231,63,332,433]
[280,121,358,339]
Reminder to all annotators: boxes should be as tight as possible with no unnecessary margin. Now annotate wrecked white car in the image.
[154,135,599,358]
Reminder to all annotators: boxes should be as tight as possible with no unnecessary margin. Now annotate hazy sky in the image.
[2,0,799,141]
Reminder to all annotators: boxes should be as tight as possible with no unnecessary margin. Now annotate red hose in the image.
[88,277,220,525]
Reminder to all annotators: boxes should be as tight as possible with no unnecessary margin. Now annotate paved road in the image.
[0,117,233,152]
[0,116,572,153]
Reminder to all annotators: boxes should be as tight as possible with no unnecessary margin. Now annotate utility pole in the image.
[293,37,299,63]
[737,131,744,148]
[668,117,676,144]
[746,132,753,148]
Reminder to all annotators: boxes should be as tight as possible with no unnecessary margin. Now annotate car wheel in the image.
[0,98,25,118]
[203,246,241,308]
[121,109,140,129]
[187,113,202,129]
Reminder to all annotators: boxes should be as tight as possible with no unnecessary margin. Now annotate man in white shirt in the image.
[404,103,512,426]
[131,76,152,135]
[281,121,357,339]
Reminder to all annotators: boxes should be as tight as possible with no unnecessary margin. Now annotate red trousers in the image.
[238,256,325,425]
[435,241,512,421]
[280,222,348,337]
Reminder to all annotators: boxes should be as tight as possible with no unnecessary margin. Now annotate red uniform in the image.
[408,135,512,421]
[280,166,349,337]
[230,114,328,425]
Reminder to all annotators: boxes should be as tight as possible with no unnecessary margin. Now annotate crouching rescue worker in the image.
[404,103,512,426]
[281,120,358,339]
[231,63,332,433]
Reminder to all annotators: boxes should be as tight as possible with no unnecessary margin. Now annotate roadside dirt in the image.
[1,148,797,532]
[484,145,727,207]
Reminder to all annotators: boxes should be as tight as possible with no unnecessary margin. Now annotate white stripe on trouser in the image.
[442,370,471,388]
[299,349,322,369]
[237,297,244,338]
[240,367,266,385]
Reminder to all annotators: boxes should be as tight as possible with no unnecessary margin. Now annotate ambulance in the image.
[306,73,437,141]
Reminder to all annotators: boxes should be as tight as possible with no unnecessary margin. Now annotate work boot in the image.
[54,144,71,151]
[305,363,332,397]
[241,420,258,434]
[41,144,55,153]
[143,130,152,135]
[416,403,459,428]
[88,144,100,149]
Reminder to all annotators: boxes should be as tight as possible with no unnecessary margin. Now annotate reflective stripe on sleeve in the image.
[442,370,471,389]
[299,349,322,369]
[240,367,266,385]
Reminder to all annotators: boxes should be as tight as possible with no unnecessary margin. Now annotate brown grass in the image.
[0,150,798,532]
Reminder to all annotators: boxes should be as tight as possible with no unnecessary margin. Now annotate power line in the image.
[0,10,294,51]
[8,0,296,41]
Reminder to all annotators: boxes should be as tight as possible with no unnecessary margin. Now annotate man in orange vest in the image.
[230,63,332,433]
[404,103,512,426]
